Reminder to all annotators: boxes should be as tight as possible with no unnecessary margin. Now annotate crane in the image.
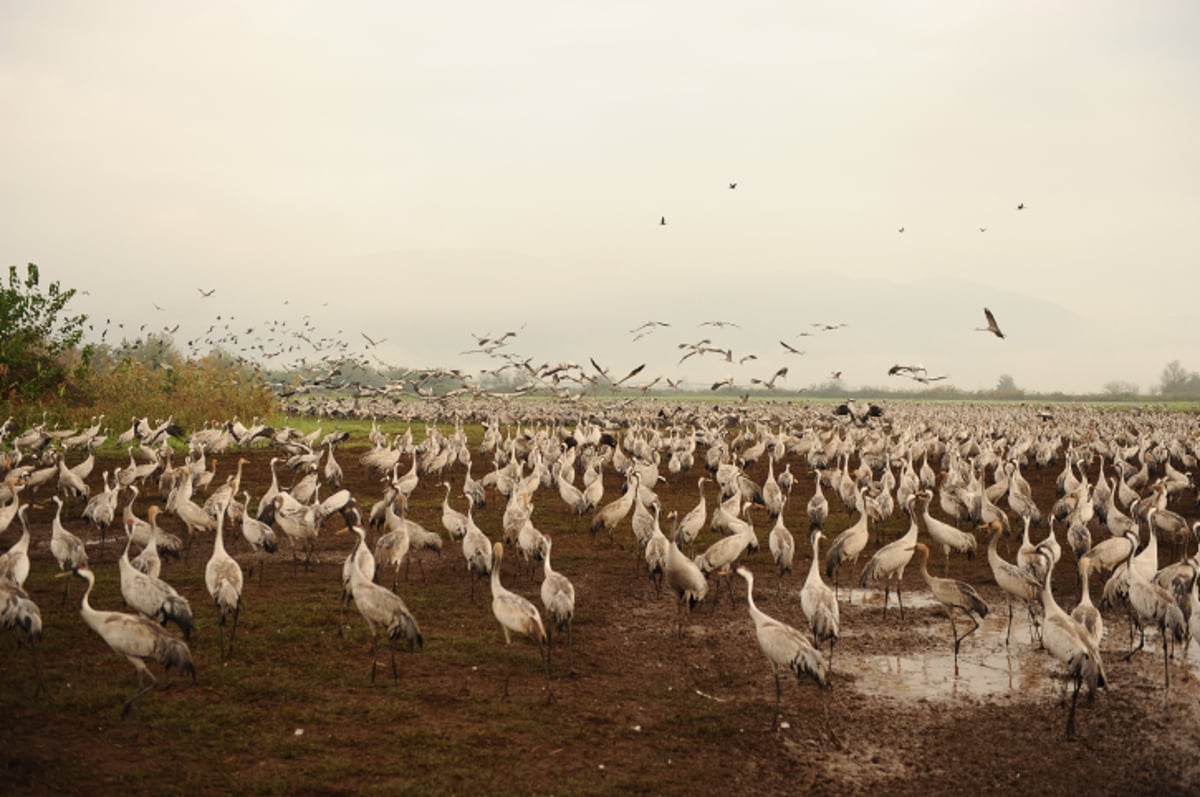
[912,543,988,675]
[918,492,976,575]
[736,566,829,731]
[490,542,550,700]
[767,510,795,595]
[1038,561,1105,739]
[118,521,194,639]
[62,566,195,716]
[461,506,494,603]
[858,492,921,618]
[339,525,423,683]
[1121,530,1186,688]
[205,506,243,659]
[0,576,43,692]
[240,492,278,588]
[51,495,89,603]
[823,486,869,596]
[540,536,576,673]
[985,525,1042,645]
[801,530,840,662]
[0,505,32,587]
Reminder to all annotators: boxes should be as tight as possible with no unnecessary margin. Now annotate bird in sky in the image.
[979,227,987,232]
[1017,203,1025,210]
[197,288,215,297]
[976,307,1006,339]
[710,376,734,391]
[361,333,387,348]
[779,341,805,355]
[700,320,739,329]
[728,182,737,189]
[829,371,843,380]
[660,216,667,226]
[750,366,788,390]
[630,321,670,334]
[898,226,905,233]
[888,364,927,377]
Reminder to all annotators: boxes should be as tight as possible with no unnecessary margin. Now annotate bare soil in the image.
[2,441,1199,796]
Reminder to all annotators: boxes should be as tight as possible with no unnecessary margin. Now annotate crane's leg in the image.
[772,669,783,730]
[389,637,398,685]
[503,644,512,698]
[122,667,159,718]
[1065,675,1080,740]
[369,634,379,684]
[542,641,553,704]
[829,638,836,667]
[943,548,950,578]
[217,620,227,662]
[1163,628,1171,689]
[545,624,554,673]
[948,611,962,675]
[882,582,891,619]
[897,582,906,621]
[1123,623,1146,661]
[227,606,241,658]
[1005,598,1014,646]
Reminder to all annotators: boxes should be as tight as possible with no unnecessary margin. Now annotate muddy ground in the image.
[2,437,1199,796]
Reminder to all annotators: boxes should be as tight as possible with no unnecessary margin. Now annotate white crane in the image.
[912,542,989,675]
[823,486,869,595]
[51,495,88,602]
[62,566,195,716]
[239,492,278,588]
[119,521,194,639]
[0,576,43,691]
[461,506,494,603]
[806,472,829,530]
[1038,562,1105,739]
[1071,557,1103,650]
[490,542,550,700]
[540,536,576,673]
[665,521,708,637]
[205,506,243,659]
[858,492,921,618]
[440,482,468,540]
[767,509,795,595]
[676,477,709,553]
[1121,530,1187,687]
[801,530,840,662]
[340,525,422,683]
[918,492,976,575]
[736,566,829,731]
[0,504,32,587]
[985,526,1042,645]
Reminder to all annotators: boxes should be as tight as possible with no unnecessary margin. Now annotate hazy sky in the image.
[3,2,1198,394]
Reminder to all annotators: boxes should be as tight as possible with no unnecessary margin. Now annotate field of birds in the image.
[2,400,1200,796]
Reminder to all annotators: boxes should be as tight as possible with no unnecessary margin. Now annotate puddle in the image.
[840,611,1060,702]
[843,588,941,611]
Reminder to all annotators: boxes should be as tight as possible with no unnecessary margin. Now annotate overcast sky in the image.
[3,2,1198,394]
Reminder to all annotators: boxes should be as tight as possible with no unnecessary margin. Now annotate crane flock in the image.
[1,399,1199,746]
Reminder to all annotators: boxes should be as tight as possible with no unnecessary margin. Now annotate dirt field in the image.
[3,426,1200,796]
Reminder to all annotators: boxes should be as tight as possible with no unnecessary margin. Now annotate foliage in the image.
[1157,360,1200,399]
[0,263,91,412]
[991,374,1024,399]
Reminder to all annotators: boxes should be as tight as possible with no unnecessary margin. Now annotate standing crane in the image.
[0,505,32,587]
[918,492,976,575]
[440,482,468,540]
[62,566,195,716]
[802,530,840,662]
[461,506,493,603]
[51,495,89,603]
[912,543,989,675]
[665,521,708,637]
[736,566,829,731]
[339,525,423,683]
[986,526,1042,645]
[676,476,709,553]
[205,506,243,660]
[490,542,551,701]
[1121,530,1186,688]
[118,521,194,639]
[824,486,869,596]
[0,576,43,692]
[1038,562,1106,739]
[858,492,922,618]
[767,509,795,595]
[240,492,278,588]
[540,536,576,673]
